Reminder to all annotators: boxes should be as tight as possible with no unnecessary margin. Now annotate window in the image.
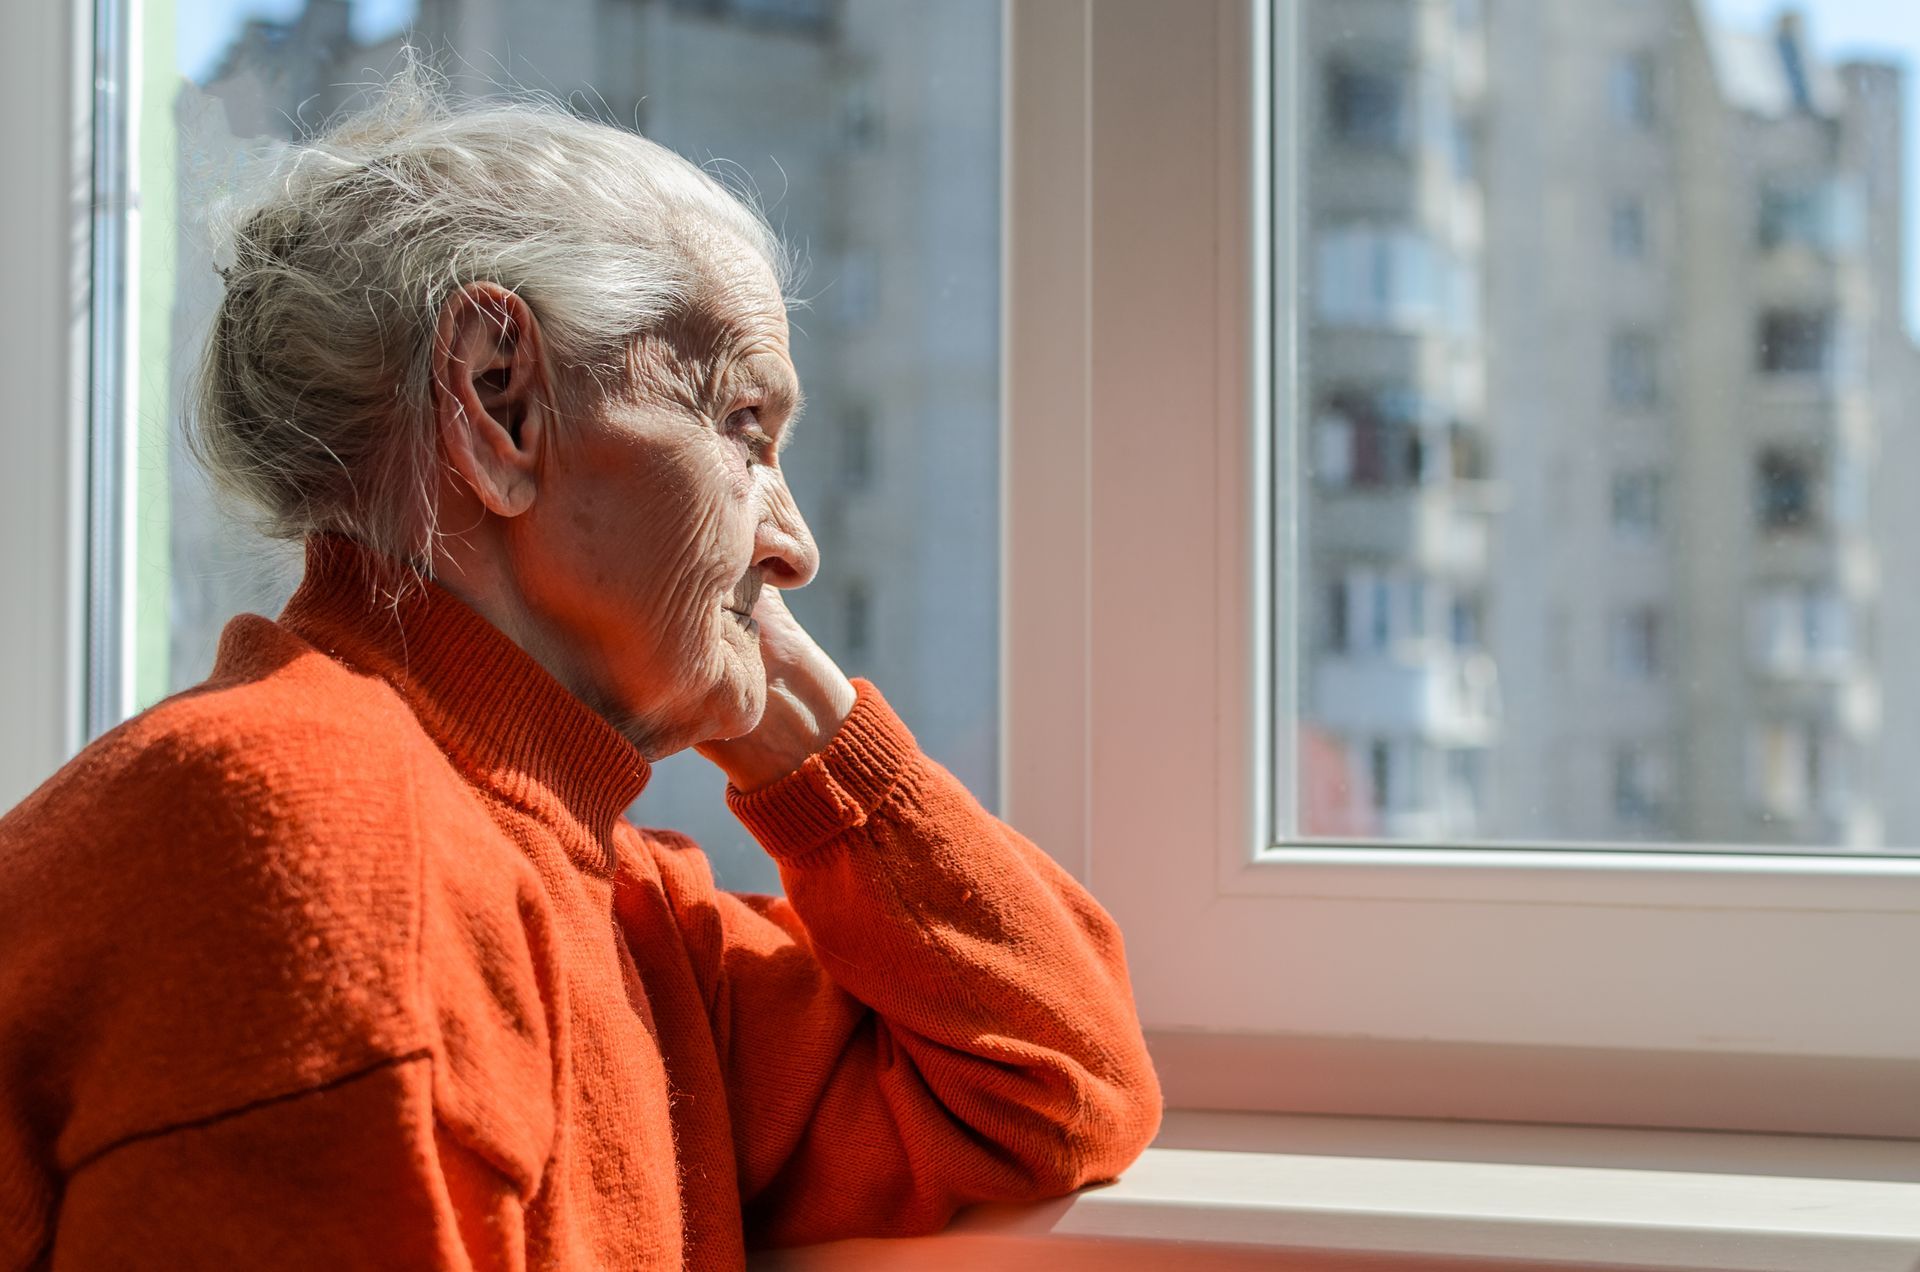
[1758,308,1837,375]
[121,0,1003,893]
[1608,330,1659,408]
[1610,469,1662,537]
[1749,586,1853,676]
[1315,225,1478,334]
[1449,592,1484,651]
[1287,2,1902,866]
[671,0,834,32]
[1612,745,1669,825]
[1609,197,1648,259]
[1831,448,1869,529]
[840,407,875,489]
[1749,722,1850,822]
[1366,739,1399,813]
[1757,448,1819,533]
[833,250,882,329]
[1313,389,1469,489]
[1450,116,1479,183]
[1758,177,1864,254]
[1608,606,1664,679]
[1607,52,1657,128]
[1323,567,1469,657]
[1326,61,1409,149]
[843,581,872,662]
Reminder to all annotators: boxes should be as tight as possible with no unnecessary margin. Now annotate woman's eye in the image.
[724,407,775,465]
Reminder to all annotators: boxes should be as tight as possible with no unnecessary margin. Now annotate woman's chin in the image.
[713,664,767,740]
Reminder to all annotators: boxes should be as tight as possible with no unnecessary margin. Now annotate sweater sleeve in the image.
[690,680,1162,1248]
[48,1055,525,1272]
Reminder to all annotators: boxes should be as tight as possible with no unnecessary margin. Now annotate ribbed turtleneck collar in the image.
[277,534,651,872]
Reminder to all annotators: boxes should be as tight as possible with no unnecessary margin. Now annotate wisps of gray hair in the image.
[187,60,792,574]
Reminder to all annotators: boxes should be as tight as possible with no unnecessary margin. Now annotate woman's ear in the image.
[432,282,552,518]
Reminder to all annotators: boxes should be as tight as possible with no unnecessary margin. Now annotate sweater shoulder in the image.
[0,616,453,1175]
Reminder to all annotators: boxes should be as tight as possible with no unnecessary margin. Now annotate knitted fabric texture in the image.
[0,536,1161,1270]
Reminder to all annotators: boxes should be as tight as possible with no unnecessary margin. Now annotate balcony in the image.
[1314,480,1501,575]
[1311,649,1501,747]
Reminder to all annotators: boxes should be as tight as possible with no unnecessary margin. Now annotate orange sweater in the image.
[0,538,1160,1270]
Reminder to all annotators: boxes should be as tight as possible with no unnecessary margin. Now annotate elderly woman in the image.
[0,90,1159,1269]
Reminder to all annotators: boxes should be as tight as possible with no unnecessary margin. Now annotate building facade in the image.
[1302,0,1915,850]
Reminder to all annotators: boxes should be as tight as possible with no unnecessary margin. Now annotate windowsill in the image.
[751,1110,1920,1271]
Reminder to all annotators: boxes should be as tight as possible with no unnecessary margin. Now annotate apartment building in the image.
[1670,10,1899,848]
[1304,0,1913,849]
[1301,0,1500,840]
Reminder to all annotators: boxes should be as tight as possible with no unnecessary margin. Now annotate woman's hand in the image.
[696,588,858,792]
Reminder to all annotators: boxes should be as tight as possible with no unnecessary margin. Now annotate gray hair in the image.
[188,72,789,565]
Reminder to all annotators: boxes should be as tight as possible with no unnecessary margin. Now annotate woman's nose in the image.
[754,475,819,589]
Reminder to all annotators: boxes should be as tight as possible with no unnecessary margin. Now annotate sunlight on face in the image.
[513,247,817,759]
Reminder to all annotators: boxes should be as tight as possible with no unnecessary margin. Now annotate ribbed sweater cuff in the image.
[724,679,919,862]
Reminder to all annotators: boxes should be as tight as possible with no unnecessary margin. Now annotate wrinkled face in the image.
[512,243,815,757]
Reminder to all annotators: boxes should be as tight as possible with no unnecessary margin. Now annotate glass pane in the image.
[143,0,1001,890]
[1290,0,1920,854]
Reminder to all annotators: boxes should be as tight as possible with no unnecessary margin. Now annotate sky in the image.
[176,0,417,82]
[1703,0,1920,336]
[174,0,1920,334]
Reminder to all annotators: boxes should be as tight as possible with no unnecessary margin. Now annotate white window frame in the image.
[0,0,91,812]
[1001,0,1920,1138]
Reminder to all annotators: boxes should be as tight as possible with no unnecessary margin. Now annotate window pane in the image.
[1291,0,1918,854]
[144,0,1001,890]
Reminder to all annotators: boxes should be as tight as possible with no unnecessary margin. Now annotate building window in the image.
[1610,469,1662,537]
[1449,593,1485,651]
[1609,606,1663,679]
[1757,308,1836,376]
[1607,52,1657,129]
[835,250,880,327]
[1608,330,1658,408]
[1609,197,1647,259]
[841,406,875,488]
[1749,586,1853,676]
[1612,745,1667,825]
[1756,448,1819,533]
[1327,61,1409,149]
[837,79,882,150]
[1748,722,1849,820]
[1749,722,1810,818]
[843,581,872,660]
[1316,226,1478,334]
[1369,574,1393,650]
[1332,567,1451,655]
[1358,738,1441,817]
[1313,389,1469,488]
[1444,747,1486,820]
[671,0,835,30]
[1450,116,1479,183]
[1831,448,1869,529]
[1368,739,1395,812]
[1758,178,1864,254]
